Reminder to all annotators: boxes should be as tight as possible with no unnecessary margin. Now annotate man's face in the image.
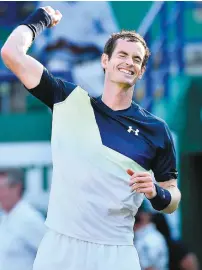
[0,174,17,211]
[102,39,146,87]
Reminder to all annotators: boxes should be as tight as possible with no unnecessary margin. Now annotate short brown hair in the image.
[104,30,151,69]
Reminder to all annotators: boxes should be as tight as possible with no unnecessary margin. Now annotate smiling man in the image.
[1,6,181,270]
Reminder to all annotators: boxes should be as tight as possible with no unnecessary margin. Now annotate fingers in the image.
[126,169,134,176]
[135,187,154,194]
[127,169,152,184]
[130,182,154,193]
[131,172,151,178]
[42,6,55,14]
[127,169,154,193]
[55,10,62,18]
[41,6,62,27]
[129,176,152,186]
[54,10,62,23]
[127,169,156,198]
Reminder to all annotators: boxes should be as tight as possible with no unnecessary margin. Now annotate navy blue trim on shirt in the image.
[27,68,77,109]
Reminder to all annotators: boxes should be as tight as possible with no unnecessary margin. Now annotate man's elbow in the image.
[1,46,15,69]
[1,46,10,66]
[1,45,22,71]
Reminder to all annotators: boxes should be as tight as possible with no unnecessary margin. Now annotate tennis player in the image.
[1,6,181,270]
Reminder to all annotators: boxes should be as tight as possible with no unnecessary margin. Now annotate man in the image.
[0,168,46,270]
[134,202,169,270]
[1,6,181,270]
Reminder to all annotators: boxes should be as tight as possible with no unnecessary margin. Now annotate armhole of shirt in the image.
[25,68,77,109]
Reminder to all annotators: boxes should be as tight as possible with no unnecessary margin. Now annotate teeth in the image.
[119,69,133,75]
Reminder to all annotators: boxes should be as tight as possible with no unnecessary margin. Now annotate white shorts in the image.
[33,229,141,270]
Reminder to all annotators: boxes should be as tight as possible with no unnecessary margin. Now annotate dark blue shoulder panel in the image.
[27,68,77,109]
[91,98,177,182]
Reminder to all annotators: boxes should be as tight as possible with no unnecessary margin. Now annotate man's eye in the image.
[119,54,126,58]
[134,58,141,63]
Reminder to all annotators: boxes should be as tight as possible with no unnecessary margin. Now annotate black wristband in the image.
[148,184,171,211]
[20,8,52,41]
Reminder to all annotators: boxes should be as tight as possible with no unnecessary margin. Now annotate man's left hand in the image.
[127,169,157,199]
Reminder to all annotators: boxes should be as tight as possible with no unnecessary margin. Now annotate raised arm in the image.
[1,6,62,89]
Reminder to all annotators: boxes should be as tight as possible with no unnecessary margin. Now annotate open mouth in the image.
[118,68,134,76]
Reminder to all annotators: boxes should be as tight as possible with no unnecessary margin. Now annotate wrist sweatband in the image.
[149,184,171,211]
[20,8,52,41]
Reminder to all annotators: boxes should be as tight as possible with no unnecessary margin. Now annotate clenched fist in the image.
[41,6,62,27]
[127,169,157,199]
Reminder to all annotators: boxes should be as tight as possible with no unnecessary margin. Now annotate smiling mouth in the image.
[118,68,134,76]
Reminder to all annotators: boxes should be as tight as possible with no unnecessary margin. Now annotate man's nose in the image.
[125,57,134,66]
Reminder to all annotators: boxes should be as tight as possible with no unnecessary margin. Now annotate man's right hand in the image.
[1,6,62,89]
[41,6,62,27]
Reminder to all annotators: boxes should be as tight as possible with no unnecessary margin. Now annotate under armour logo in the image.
[127,126,139,136]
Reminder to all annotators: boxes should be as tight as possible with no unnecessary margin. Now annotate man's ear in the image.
[138,66,146,80]
[101,53,109,71]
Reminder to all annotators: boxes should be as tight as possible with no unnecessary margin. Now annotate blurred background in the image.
[0,1,202,269]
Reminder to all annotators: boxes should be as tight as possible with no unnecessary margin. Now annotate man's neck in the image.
[102,81,134,111]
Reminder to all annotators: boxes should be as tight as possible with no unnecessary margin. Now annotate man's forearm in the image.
[14,26,33,55]
[148,179,181,214]
[161,185,181,214]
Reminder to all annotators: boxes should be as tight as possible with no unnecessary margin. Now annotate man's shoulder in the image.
[135,103,166,124]
[129,103,168,133]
